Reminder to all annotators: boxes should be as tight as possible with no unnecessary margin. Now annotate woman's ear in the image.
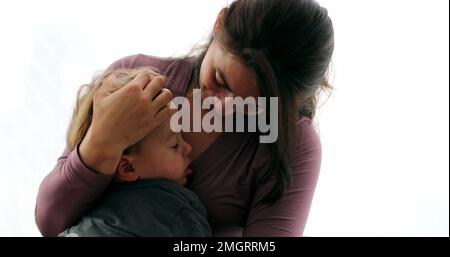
[116,157,138,182]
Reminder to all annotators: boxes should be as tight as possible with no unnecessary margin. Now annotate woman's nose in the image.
[182,139,192,157]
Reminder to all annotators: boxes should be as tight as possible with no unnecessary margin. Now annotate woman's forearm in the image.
[35,147,113,236]
[78,128,123,175]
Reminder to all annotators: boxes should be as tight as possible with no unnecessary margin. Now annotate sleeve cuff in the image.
[65,144,114,188]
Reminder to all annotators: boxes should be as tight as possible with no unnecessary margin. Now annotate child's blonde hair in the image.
[66,68,159,151]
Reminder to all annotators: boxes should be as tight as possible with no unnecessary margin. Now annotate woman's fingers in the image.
[139,67,161,78]
[152,88,174,113]
[100,69,166,99]
[144,76,167,100]
[153,104,177,128]
[98,72,124,93]
[122,72,151,90]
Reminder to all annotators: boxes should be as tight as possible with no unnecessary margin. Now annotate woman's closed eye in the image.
[214,73,224,87]
[215,71,232,93]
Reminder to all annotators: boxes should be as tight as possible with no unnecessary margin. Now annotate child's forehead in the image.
[151,119,176,141]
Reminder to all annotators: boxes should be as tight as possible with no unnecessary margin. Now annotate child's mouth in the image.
[184,168,193,175]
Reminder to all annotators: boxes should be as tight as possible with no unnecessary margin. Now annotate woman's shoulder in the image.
[294,116,321,156]
[296,116,320,142]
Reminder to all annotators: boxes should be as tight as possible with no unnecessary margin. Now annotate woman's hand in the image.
[79,68,174,174]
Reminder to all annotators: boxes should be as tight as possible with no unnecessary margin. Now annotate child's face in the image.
[125,119,192,185]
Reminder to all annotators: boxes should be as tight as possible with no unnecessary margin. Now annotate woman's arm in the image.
[35,147,114,236]
[243,118,322,236]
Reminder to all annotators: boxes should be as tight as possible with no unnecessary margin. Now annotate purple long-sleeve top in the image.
[35,54,322,237]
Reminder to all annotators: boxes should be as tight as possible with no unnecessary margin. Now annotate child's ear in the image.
[116,157,138,182]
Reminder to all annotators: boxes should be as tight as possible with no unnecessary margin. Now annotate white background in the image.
[0,0,448,236]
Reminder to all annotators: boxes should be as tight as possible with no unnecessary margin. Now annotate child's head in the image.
[67,68,192,186]
[66,68,158,151]
[116,118,192,186]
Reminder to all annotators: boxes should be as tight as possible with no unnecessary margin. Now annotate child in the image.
[59,69,211,237]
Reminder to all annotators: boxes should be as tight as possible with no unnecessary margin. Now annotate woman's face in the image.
[199,38,260,104]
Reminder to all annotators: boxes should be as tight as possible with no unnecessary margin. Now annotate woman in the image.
[36,0,334,236]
